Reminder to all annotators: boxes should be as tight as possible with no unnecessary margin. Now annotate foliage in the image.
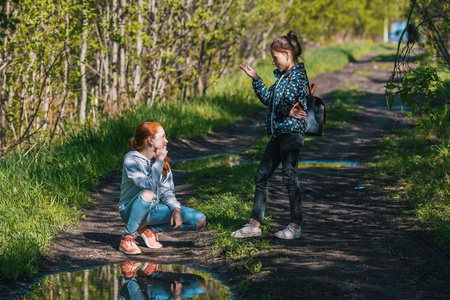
[385,0,449,125]
[284,0,409,43]
[0,0,407,156]
[379,0,449,248]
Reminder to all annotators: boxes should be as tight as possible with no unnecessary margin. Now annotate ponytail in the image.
[128,137,139,151]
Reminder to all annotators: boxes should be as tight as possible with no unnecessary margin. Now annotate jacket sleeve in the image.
[159,171,182,211]
[252,77,271,106]
[279,72,308,116]
[123,156,163,191]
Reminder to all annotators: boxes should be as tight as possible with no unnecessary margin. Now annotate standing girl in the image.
[119,122,206,254]
[232,30,308,239]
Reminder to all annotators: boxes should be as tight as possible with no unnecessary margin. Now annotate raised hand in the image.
[155,147,168,162]
[239,64,259,80]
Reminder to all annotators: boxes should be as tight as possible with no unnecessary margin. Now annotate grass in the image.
[188,163,273,259]
[367,127,449,247]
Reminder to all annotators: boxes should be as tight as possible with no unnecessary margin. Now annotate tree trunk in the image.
[111,0,118,113]
[133,0,143,103]
[119,0,127,107]
[1,72,7,156]
[80,0,88,124]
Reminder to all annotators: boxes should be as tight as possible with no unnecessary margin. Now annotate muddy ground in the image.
[2,53,450,299]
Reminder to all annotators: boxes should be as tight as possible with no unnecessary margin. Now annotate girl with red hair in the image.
[118,122,206,255]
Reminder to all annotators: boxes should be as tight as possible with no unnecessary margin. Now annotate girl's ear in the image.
[147,137,153,147]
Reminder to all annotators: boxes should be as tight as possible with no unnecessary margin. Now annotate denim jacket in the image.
[252,63,308,137]
[119,151,181,213]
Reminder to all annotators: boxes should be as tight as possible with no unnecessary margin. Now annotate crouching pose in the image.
[119,122,206,255]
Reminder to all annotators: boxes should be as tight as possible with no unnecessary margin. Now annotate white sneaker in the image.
[231,224,261,238]
[274,225,301,239]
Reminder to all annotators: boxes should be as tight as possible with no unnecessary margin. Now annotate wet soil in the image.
[2,53,450,299]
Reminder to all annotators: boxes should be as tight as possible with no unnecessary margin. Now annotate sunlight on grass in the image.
[367,129,450,246]
[188,164,273,259]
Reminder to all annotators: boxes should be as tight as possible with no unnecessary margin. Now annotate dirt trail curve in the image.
[3,53,450,299]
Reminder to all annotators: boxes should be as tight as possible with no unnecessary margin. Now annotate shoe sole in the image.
[273,234,301,240]
[141,235,163,248]
[119,247,141,255]
[231,232,261,238]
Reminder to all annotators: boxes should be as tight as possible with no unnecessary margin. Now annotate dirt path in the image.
[4,53,450,299]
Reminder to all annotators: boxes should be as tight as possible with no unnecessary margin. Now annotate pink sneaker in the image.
[120,261,142,278]
[119,235,141,255]
[137,227,163,248]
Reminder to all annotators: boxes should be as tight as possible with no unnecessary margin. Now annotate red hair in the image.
[128,122,171,176]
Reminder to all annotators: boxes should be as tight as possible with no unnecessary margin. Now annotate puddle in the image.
[298,160,359,168]
[172,153,243,172]
[20,261,232,300]
[172,154,359,172]
[374,105,410,111]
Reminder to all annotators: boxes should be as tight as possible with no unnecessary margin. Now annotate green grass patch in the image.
[355,69,374,76]
[367,128,449,247]
[188,164,272,259]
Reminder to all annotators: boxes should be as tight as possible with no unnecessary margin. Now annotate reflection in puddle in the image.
[172,153,243,172]
[172,153,360,172]
[298,160,359,168]
[374,105,410,111]
[21,262,232,299]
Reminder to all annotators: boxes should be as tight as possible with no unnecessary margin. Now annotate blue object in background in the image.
[389,21,408,43]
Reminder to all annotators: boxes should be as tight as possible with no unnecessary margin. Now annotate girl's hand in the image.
[155,148,168,162]
[289,103,307,119]
[239,64,258,80]
[171,208,183,229]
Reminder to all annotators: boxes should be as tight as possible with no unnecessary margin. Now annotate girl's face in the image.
[271,50,292,73]
[150,126,168,150]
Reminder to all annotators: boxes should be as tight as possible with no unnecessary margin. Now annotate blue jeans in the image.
[251,133,305,225]
[120,192,206,236]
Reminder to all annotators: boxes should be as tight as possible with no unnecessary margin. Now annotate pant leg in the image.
[250,136,282,221]
[279,133,305,225]
[120,191,154,236]
[144,204,206,232]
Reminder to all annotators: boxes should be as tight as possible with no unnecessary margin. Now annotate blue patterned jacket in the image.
[252,63,308,137]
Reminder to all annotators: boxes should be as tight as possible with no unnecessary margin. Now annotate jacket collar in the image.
[125,150,152,163]
[273,62,304,79]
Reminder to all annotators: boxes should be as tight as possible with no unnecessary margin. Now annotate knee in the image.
[141,190,155,202]
[196,217,206,230]
[255,169,269,184]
